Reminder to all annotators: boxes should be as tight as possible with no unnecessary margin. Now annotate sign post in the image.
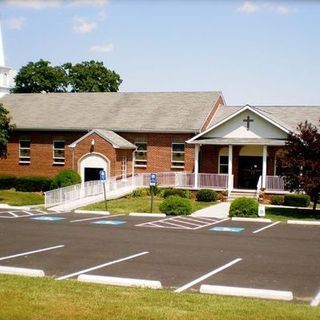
[150,173,157,213]
[99,170,107,211]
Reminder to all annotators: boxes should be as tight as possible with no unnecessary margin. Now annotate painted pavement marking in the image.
[310,290,320,307]
[70,214,124,223]
[0,209,53,219]
[92,220,126,226]
[252,221,281,234]
[210,226,245,233]
[0,245,65,261]
[136,216,228,230]
[31,216,65,222]
[57,251,149,280]
[174,258,243,293]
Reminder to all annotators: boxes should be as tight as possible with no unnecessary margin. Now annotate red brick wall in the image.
[199,145,219,173]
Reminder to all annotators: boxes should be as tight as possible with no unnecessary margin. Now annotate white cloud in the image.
[73,17,97,33]
[90,42,114,53]
[2,17,26,30]
[237,1,296,15]
[69,0,109,6]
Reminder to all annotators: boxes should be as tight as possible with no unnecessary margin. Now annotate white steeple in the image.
[0,23,12,98]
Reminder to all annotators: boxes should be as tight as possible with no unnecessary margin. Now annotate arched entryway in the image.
[79,153,110,182]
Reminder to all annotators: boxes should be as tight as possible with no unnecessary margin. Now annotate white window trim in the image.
[19,140,31,164]
[218,155,229,174]
[134,141,147,168]
[171,143,185,168]
[53,140,65,165]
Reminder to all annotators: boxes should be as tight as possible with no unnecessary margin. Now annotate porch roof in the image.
[188,138,286,146]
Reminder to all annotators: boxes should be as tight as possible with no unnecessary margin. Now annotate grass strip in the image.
[266,207,320,222]
[0,190,44,206]
[0,275,319,320]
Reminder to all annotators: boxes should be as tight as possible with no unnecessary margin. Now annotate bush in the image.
[271,195,285,205]
[284,194,310,207]
[15,176,52,192]
[0,175,17,190]
[196,189,217,202]
[51,170,81,189]
[159,195,192,215]
[131,188,149,197]
[229,197,259,217]
[162,188,191,199]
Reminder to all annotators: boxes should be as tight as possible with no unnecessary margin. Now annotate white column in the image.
[194,144,200,189]
[228,145,233,193]
[262,145,267,189]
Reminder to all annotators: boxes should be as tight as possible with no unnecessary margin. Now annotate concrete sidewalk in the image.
[191,202,230,219]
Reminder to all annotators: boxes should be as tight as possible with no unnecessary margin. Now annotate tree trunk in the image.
[312,194,318,213]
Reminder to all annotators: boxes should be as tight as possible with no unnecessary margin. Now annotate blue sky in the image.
[1,0,320,105]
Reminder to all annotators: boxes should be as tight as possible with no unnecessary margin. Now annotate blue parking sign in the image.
[150,173,157,186]
[99,170,106,181]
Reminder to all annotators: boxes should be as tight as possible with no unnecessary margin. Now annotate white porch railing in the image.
[265,175,286,191]
[44,172,230,209]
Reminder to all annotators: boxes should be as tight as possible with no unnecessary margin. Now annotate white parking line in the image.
[0,245,65,261]
[174,258,242,293]
[252,221,281,234]
[57,251,149,280]
[172,218,203,227]
[23,210,34,216]
[8,211,18,217]
[70,214,124,223]
[310,290,320,306]
[193,218,230,230]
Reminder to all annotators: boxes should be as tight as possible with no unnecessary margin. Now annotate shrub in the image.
[159,195,192,215]
[196,189,217,202]
[229,197,259,217]
[0,175,17,190]
[271,195,285,205]
[15,176,53,192]
[51,170,81,189]
[162,188,191,199]
[131,188,149,197]
[284,194,310,207]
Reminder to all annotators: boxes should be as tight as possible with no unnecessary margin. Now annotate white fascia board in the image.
[187,105,290,144]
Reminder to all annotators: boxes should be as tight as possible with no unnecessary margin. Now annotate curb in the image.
[200,284,293,301]
[74,210,110,215]
[231,217,272,223]
[78,274,162,289]
[287,220,320,226]
[0,266,45,277]
[0,204,32,210]
[129,213,166,218]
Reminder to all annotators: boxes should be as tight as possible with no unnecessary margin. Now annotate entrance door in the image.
[84,167,103,182]
[238,156,262,189]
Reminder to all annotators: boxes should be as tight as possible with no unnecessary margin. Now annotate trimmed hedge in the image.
[0,175,52,192]
[159,195,192,215]
[0,175,17,190]
[162,188,191,199]
[51,169,81,189]
[131,188,149,197]
[229,197,259,218]
[284,194,310,207]
[196,189,217,202]
[271,195,285,205]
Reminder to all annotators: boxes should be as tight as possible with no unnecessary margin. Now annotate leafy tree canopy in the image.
[0,104,15,158]
[279,120,320,212]
[12,60,122,93]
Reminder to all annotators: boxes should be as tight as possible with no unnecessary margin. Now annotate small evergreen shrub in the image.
[271,195,285,205]
[15,176,52,192]
[0,175,17,190]
[162,188,191,199]
[51,170,81,189]
[131,188,149,197]
[229,197,259,217]
[159,195,192,215]
[284,194,310,207]
[196,189,217,202]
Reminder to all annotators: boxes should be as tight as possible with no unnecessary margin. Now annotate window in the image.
[53,140,65,164]
[219,156,228,174]
[121,156,127,179]
[19,140,31,163]
[172,143,185,168]
[135,142,147,167]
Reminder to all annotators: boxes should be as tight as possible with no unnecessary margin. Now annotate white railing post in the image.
[262,145,267,189]
[194,144,200,189]
[228,145,233,195]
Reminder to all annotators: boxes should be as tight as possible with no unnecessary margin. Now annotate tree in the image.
[12,59,68,93]
[0,104,15,158]
[62,60,122,92]
[279,120,320,212]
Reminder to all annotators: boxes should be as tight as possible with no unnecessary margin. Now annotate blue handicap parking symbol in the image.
[210,226,245,233]
[92,220,126,226]
[31,216,65,222]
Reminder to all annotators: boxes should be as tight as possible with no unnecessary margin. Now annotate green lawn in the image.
[0,275,318,320]
[0,189,44,206]
[266,207,320,222]
[83,195,216,214]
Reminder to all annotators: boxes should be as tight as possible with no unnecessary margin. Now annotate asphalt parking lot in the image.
[0,208,319,305]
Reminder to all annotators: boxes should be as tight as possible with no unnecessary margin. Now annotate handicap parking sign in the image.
[99,170,106,181]
[150,173,157,186]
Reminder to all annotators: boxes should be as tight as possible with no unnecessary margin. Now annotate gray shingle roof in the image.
[210,105,320,132]
[1,91,222,132]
